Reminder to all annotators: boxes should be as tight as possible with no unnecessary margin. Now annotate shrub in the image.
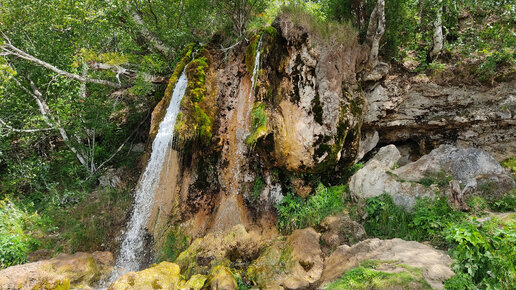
[276,183,346,233]
[0,199,40,269]
[444,218,516,288]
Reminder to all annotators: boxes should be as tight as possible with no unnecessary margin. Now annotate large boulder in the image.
[175,224,262,278]
[319,238,455,289]
[0,251,114,290]
[204,266,238,290]
[319,214,367,254]
[350,144,515,208]
[108,262,207,290]
[247,227,323,289]
[349,145,434,209]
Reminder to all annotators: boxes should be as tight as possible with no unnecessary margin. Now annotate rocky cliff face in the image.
[144,13,369,248]
[142,12,515,261]
[363,77,516,162]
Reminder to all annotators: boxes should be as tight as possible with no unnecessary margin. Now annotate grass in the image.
[279,5,357,46]
[275,183,346,233]
[326,260,432,290]
[364,194,465,248]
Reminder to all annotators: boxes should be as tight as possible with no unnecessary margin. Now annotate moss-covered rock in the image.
[174,48,218,146]
[249,13,365,175]
[204,266,238,290]
[0,251,113,290]
[326,260,433,289]
[247,227,323,289]
[174,224,262,279]
[108,262,206,290]
[149,43,197,142]
[245,102,268,147]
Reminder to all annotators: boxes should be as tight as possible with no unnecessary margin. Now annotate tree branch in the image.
[1,35,121,88]
[88,62,167,83]
[0,118,54,133]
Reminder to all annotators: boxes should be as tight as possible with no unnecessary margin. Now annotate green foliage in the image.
[245,102,268,147]
[488,190,516,212]
[38,188,132,254]
[280,4,357,46]
[158,228,190,263]
[364,194,464,247]
[502,157,516,177]
[276,183,346,233]
[327,260,432,290]
[444,218,516,288]
[250,176,266,205]
[0,199,40,269]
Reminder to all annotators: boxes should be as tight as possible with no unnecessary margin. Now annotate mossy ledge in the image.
[149,43,196,141]
[246,102,268,148]
[174,48,218,147]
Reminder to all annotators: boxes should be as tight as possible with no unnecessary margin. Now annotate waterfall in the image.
[106,70,188,283]
[232,36,263,195]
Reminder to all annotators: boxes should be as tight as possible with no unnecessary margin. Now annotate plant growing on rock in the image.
[276,183,346,233]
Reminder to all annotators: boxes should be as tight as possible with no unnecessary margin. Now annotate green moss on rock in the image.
[327,260,432,289]
[149,43,196,141]
[174,49,218,146]
[245,102,268,147]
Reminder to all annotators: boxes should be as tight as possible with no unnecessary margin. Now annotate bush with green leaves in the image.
[276,183,346,233]
[444,218,516,288]
[0,199,40,269]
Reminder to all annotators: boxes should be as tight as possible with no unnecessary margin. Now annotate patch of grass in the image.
[275,183,346,233]
[279,5,357,46]
[364,194,465,247]
[327,260,432,289]
[487,189,516,212]
[417,170,453,189]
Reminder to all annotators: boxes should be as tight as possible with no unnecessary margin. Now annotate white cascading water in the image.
[106,70,188,283]
[231,36,263,196]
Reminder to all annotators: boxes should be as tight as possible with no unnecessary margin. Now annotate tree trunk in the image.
[428,0,444,61]
[366,0,385,68]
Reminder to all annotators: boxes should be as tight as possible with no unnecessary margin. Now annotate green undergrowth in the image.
[0,199,41,269]
[362,193,516,289]
[444,217,516,289]
[39,187,132,254]
[327,260,432,290]
[157,227,190,263]
[279,5,357,46]
[364,194,465,247]
[245,102,268,148]
[276,183,346,233]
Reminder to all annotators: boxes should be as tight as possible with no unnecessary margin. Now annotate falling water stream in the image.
[105,70,188,285]
[230,36,263,196]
